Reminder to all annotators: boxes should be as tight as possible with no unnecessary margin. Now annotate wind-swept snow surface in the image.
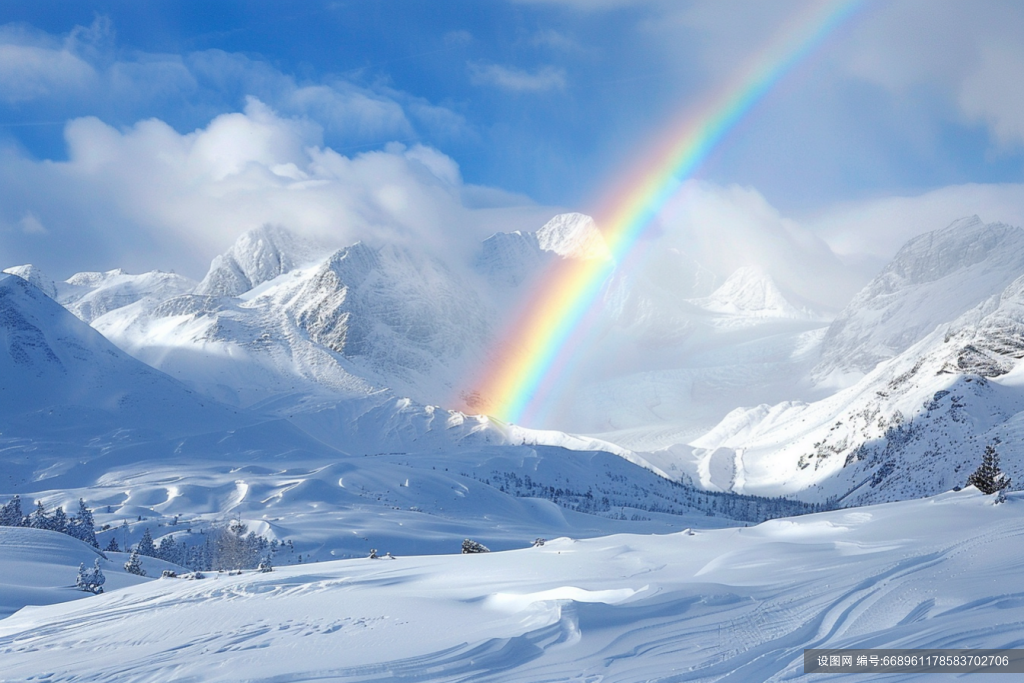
[1,491,1021,681]
[0,527,183,618]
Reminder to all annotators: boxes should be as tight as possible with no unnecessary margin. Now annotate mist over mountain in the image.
[686,217,1024,508]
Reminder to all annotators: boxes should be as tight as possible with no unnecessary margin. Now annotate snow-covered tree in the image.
[185,537,215,572]
[28,501,52,530]
[211,520,269,570]
[50,507,68,534]
[124,548,147,576]
[461,539,490,554]
[76,558,106,594]
[0,495,23,526]
[157,535,180,565]
[967,444,1011,496]
[67,499,99,548]
[136,528,157,558]
[105,536,120,553]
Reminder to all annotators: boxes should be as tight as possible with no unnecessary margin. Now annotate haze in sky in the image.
[1,0,1023,278]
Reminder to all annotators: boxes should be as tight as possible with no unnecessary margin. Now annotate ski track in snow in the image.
[1,491,1022,682]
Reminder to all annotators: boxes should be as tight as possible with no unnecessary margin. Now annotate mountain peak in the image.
[195,224,320,297]
[2,264,57,299]
[690,265,808,318]
[537,213,611,261]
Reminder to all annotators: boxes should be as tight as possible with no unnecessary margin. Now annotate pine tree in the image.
[67,499,99,548]
[76,558,106,594]
[461,539,490,554]
[213,520,261,570]
[137,528,157,558]
[105,536,120,553]
[28,501,51,530]
[157,535,182,566]
[967,444,1012,495]
[51,507,68,534]
[124,548,147,576]
[0,495,23,526]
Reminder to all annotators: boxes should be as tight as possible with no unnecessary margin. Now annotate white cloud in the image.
[808,183,1024,263]
[0,20,466,147]
[835,0,1024,150]
[519,0,1024,158]
[186,49,420,141]
[530,29,584,53]
[0,101,556,278]
[19,212,46,235]
[653,181,865,309]
[0,42,96,103]
[468,62,566,92]
[957,43,1024,148]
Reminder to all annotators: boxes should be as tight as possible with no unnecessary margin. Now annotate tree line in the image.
[0,495,98,547]
[1,495,287,572]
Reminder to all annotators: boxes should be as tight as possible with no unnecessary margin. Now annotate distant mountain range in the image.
[5,212,1024,514]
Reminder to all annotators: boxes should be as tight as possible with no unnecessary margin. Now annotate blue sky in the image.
[1,1,1023,276]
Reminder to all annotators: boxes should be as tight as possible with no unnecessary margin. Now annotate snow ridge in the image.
[195,224,321,297]
[815,216,1024,383]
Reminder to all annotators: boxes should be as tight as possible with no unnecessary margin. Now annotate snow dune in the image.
[2,490,1021,682]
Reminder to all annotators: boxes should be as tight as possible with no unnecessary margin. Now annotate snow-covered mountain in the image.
[89,229,491,409]
[13,211,1024,513]
[473,212,608,293]
[685,221,1024,506]
[194,223,322,297]
[14,213,843,447]
[472,216,834,439]
[0,273,238,436]
[535,211,611,260]
[8,209,1024,682]
[689,265,815,320]
[2,264,57,299]
[814,216,1024,385]
[2,271,770,569]
[60,269,197,323]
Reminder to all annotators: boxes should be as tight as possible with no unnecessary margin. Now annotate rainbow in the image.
[472,0,861,425]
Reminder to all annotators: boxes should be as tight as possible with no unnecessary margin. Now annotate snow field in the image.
[0,527,184,618]
[1,490,1021,682]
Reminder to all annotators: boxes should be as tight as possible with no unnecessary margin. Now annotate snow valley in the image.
[3,198,1024,680]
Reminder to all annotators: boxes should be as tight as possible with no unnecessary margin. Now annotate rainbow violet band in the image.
[470,0,862,425]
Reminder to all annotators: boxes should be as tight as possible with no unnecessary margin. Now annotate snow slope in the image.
[1,490,1021,682]
[689,270,1024,505]
[815,217,1024,385]
[59,268,197,324]
[0,527,182,619]
[0,273,241,438]
[2,270,781,601]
